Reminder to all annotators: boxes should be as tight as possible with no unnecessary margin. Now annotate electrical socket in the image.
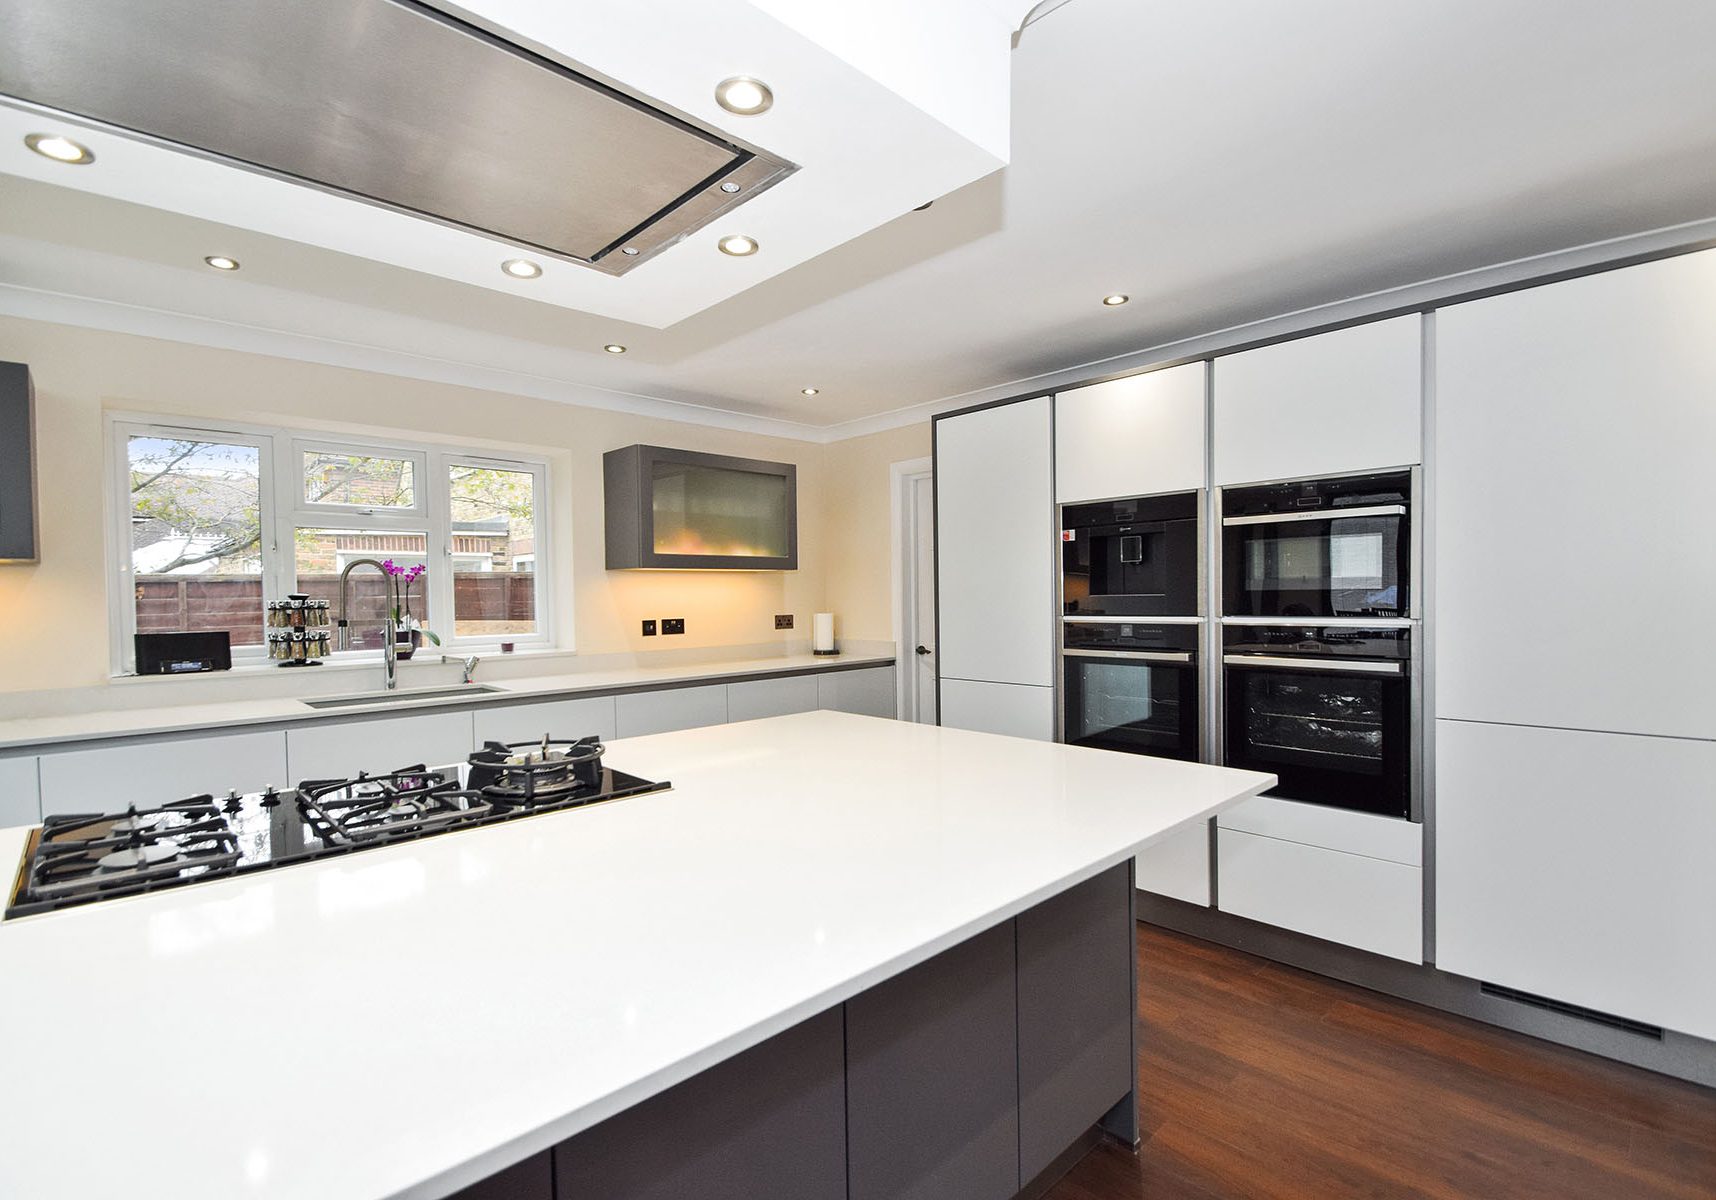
[774,614,793,630]
[662,617,686,635]
[641,619,656,636]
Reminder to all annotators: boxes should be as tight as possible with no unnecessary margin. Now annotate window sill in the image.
[109,645,576,684]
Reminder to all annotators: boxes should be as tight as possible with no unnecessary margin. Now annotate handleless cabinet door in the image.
[473,696,617,746]
[285,710,473,780]
[615,684,727,737]
[1213,315,1421,486]
[939,679,1055,742]
[1056,362,1207,503]
[1435,249,1716,739]
[935,397,1055,689]
[726,674,819,722]
[40,730,288,816]
[816,666,898,719]
[0,755,40,827]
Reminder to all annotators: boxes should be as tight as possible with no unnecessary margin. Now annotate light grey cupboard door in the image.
[554,1008,845,1200]
[614,684,727,737]
[472,696,617,745]
[1435,249,1716,740]
[935,397,1055,688]
[939,679,1054,742]
[816,666,897,719]
[1056,362,1206,503]
[846,921,1019,1200]
[285,710,474,780]
[1436,719,1716,1041]
[1017,863,1135,1182]
[726,674,819,722]
[40,730,288,815]
[0,755,40,827]
[1213,314,1421,485]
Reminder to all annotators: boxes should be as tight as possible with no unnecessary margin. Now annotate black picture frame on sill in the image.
[604,444,798,571]
[0,361,39,565]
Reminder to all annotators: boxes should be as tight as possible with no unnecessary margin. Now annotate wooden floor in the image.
[1044,924,1716,1200]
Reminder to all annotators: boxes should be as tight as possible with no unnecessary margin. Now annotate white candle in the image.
[813,612,837,655]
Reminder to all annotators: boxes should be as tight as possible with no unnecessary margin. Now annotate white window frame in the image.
[107,414,558,675]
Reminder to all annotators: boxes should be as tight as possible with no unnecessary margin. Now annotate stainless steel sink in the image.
[303,684,505,710]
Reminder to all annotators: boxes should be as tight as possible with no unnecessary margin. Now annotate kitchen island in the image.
[0,711,1272,1199]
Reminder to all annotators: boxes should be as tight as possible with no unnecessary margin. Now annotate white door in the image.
[909,472,937,723]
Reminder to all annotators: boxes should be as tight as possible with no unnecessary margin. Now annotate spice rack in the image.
[267,593,330,666]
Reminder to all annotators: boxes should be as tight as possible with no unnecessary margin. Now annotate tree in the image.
[129,438,262,575]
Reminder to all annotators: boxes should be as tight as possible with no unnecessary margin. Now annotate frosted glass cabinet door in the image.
[935,397,1055,688]
[1055,362,1206,503]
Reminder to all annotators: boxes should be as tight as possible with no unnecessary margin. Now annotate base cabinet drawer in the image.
[1136,822,1210,906]
[728,675,820,722]
[40,731,288,816]
[615,685,728,737]
[0,756,40,827]
[473,697,617,746]
[285,711,474,781]
[1217,828,1423,963]
[817,666,897,719]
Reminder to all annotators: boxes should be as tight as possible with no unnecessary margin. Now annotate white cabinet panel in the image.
[0,756,40,827]
[1217,828,1422,963]
[1056,363,1206,503]
[615,685,728,738]
[285,711,473,781]
[1435,720,1716,1041]
[936,398,1055,688]
[1136,822,1209,906]
[40,731,289,817]
[473,696,617,746]
[1218,795,1421,866]
[817,666,898,719]
[728,675,820,723]
[1435,250,1716,739]
[939,679,1055,742]
[1213,315,1421,485]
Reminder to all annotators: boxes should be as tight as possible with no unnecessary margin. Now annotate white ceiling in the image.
[4,0,1716,432]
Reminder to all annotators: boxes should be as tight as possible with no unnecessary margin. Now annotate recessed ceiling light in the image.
[24,133,94,165]
[621,246,640,256]
[501,258,542,279]
[604,344,628,355]
[203,255,240,271]
[800,387,820,396]
[1101,293,1130,307]
[719,181,742,194]
[715,76,773,116]
[717,234,759,257]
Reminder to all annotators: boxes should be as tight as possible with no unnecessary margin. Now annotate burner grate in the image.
[27,798,241,900]
[297,767,492,845]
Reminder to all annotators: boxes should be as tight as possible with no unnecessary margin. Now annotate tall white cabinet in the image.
[1434,248,1716,1039]
[1055,362,1213,905]
[934,397,1056,740]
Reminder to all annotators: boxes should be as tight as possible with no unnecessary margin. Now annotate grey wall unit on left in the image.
[0,361,39,564]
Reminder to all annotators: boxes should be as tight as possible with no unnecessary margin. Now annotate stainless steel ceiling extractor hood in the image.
[0,0,797,275]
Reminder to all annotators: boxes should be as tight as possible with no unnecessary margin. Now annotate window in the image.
[111,419,552,672]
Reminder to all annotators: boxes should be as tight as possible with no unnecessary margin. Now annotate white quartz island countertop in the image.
[0,712,1274,1199]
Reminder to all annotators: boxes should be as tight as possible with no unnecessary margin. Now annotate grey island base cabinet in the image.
[450,862,1138,1200]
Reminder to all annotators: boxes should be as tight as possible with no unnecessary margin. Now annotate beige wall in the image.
[0,316,937,696]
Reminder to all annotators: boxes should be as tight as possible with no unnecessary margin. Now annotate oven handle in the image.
[1222,654,1404,675]
[1064,648,1194,664]
[1221,503,1406,527]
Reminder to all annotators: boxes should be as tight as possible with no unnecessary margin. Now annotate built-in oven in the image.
[1062,621,1200,761]
[1221,471,1411,620]
[1062,492,1199,617]
[1221,625,1413,819]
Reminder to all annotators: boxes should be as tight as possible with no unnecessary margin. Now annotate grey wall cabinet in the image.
[0,361,39,564]
[554,1008,846,1200]
[1017,863,1135,1180]
[846,921,1020,1200]
[604,444,797,570]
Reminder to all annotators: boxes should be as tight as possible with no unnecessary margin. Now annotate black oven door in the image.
[1062,622,1200,761]
[1222,655,1410,818]
[1222,506,1407,619]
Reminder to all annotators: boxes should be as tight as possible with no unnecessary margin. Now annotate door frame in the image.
[890,456,935,722]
